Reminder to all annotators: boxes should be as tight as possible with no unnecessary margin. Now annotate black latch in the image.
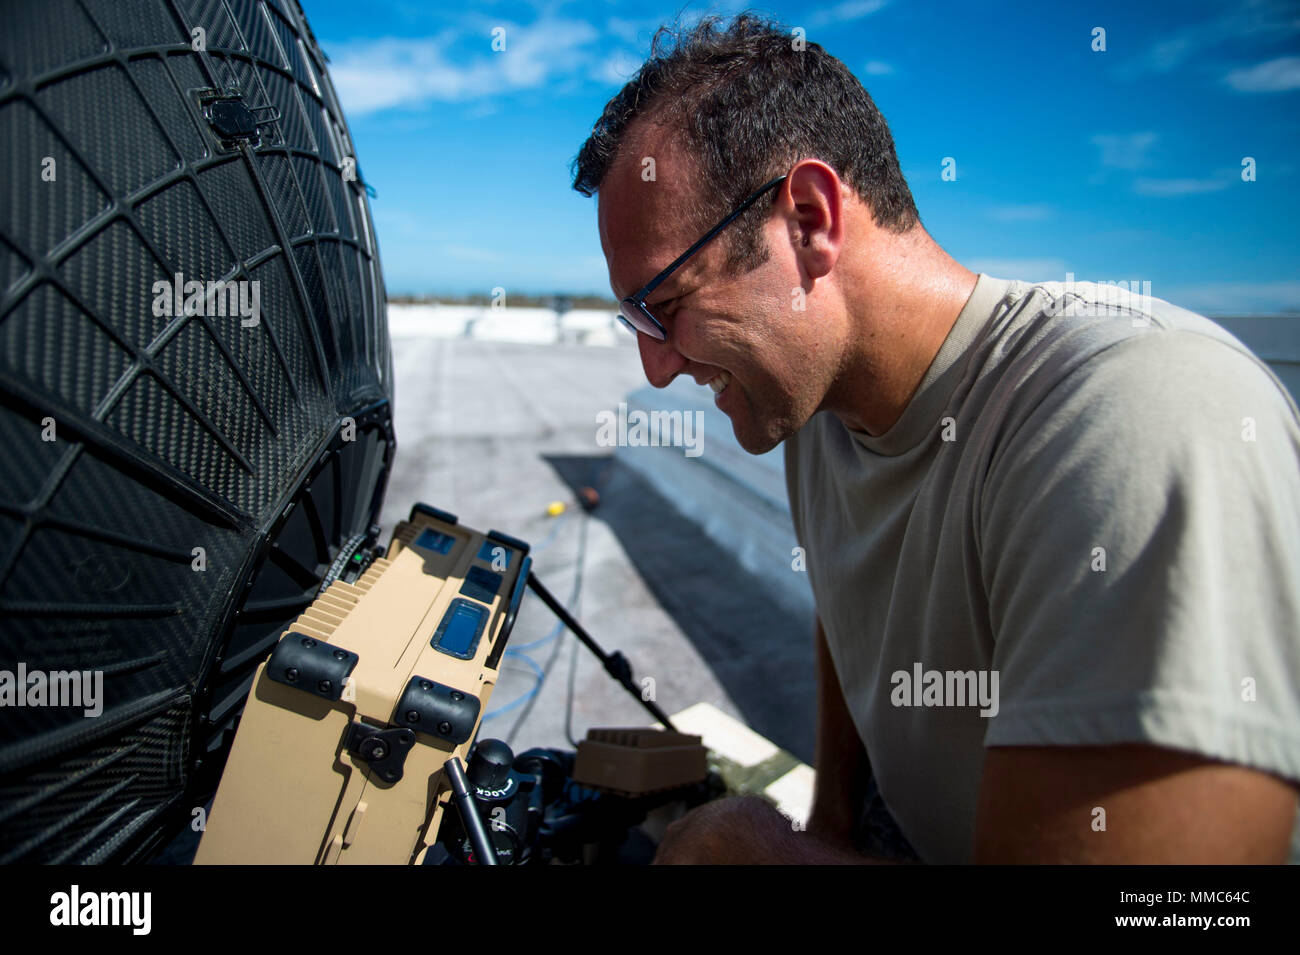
[396,676,480,744]
[344,720,416,784]
[208,99,257,139]
[200,90,279,148]
[266,632,358,701]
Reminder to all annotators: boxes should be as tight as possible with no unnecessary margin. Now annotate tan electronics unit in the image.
[573,728,708,796]
[195,503,530,865]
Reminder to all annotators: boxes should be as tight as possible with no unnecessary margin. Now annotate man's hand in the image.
[975,744,1299,863]
[651,795,889,864]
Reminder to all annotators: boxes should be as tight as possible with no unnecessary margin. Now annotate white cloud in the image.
[1132,177,1231,196]
[498,18,600,88]
[606,2,748,43]
[328,45,457,114]
[1146,36,1196,73]
[966,258,1067,280]
[1091,132,1158,171]
[1225,56,1300,92]
[1118,0,1300,78]
[606,15,662,43]
[809,0,890,28]
[592,50,642,86]
[326,18,600,116]
[988,204,1052,222]
[862,60,894,75]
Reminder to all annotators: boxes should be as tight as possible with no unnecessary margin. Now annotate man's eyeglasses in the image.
[618,174,789,341]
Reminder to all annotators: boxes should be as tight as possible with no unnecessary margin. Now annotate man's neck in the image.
[827,235,978,438]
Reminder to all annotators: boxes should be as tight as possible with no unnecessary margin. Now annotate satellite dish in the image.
[0,0,393,862]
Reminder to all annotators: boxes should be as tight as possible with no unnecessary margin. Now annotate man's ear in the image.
[784,159,844,282]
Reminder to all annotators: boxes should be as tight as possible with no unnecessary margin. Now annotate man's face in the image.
[597,129,840,455]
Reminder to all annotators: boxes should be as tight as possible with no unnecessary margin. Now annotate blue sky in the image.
[303,0,1300,313]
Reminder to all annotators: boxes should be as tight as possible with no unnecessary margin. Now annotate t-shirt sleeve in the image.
[979,327,1300,787]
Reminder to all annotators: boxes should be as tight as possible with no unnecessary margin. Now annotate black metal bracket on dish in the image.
[197,88,281,149]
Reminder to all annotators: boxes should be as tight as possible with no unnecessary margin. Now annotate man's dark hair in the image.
[571,13,920,275]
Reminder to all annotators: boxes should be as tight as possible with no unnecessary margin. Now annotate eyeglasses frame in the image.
[617,173,790,341]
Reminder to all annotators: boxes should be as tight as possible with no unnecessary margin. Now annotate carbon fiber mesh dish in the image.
[0,0,394,862]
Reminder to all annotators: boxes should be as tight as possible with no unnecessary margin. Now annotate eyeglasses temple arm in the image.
[637,174,788,299]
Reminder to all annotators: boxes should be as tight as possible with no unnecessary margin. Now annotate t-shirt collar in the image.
[846,273,1016,456]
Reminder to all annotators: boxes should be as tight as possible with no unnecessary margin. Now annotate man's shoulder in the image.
[997,276,1248,356]
[985,277,1297,430]
[978,283,1300,540]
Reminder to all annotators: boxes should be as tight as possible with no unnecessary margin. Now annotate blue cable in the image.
[481,509,570,719]
[531,508,571,554]
[481,650,544,720]
[483,503,588,728]
[506,614,564,652]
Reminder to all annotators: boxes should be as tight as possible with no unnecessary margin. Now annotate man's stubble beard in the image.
[729,377,816,455]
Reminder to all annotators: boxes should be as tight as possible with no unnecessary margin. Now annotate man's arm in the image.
[974,330,1300,864]
[651,617,896,864]
[974,744,1299,863]
[806,616,872,845]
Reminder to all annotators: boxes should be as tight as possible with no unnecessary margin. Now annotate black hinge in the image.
[344,720,417,784]
[395,676,480,744]
[266,632,357,701]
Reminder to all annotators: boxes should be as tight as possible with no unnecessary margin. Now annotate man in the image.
[572,15,1300,863]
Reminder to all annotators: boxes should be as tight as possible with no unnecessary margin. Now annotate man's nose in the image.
[637,331,686,388]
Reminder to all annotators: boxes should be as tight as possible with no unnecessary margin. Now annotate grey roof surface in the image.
[379,335,818,764]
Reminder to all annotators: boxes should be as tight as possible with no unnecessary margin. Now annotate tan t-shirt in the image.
[784,274,1300,863]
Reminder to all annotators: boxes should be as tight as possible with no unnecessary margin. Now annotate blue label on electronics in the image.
[415,528,456,555]
[461,565,503,603]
